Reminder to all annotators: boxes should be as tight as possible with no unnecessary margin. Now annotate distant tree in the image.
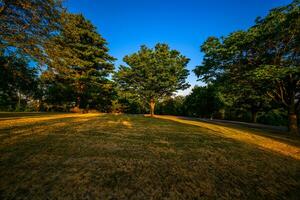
[43,13,115,110]
[184,85,226,118]
[115,91,147,114]
[0,54,38,111]
[156,96,186,116]
[0,0,63,63]
[114,44,190,116]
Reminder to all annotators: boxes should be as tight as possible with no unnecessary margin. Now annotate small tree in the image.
[114,44,190,116]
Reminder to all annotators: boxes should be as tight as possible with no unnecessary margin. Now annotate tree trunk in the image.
[288,106,298,135]
[251,110,258,123]
[76,96,81,109]
[150,98,155,117]
[219,108,225,120]
[16,91,21,111]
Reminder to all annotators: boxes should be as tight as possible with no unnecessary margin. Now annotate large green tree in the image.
[43,13,115,110]
[194,0,300,134]
[114,44,190,116]
[0,0,63,63]
[194,31,272,123]
[251,1,300,134]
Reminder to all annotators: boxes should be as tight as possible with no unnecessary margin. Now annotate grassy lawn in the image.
[0,113,300,199]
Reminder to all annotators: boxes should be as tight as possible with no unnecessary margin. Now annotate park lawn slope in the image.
[0,113,300,199]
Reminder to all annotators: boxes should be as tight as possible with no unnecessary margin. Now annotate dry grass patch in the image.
[0,113,300,199]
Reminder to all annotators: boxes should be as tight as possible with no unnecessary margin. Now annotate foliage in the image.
[114,90,147,114]
[42,13,115,111]
[114,43,190,115]
[0,0,63,63]
[257,108,288,126]
[194,0,300,133]
[0,54,38,111]
[156,96,186,116]
[250,1,300,133]
[184,85,226,118]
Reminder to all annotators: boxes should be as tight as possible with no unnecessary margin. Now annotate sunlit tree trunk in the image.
[150,98,155,117]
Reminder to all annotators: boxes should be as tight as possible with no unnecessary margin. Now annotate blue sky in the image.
[65,0,291,95]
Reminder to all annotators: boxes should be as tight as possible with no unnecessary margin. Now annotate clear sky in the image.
[65,0,291,95]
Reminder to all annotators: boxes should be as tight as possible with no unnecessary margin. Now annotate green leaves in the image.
[41,13,116,109]
[0,54,38,110]
[193,0,300,132]
[0,0,64,63]
[115,43,190,104]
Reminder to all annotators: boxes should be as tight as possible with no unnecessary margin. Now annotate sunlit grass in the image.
[153,115,300,160]
[0,113,300,199]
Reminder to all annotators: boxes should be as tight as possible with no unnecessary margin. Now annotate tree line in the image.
[0,0,299,134]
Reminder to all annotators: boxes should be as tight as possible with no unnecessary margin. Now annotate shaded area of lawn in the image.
[0,113,300,199]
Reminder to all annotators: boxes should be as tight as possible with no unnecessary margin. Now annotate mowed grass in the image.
[0,113,300,199]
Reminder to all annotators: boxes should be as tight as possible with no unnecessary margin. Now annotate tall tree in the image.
[194,0,300,134]
[194,31,272,123]
[114,44,190,116]
[194,0,300,133]
[0,0,63,63]
[251,0,300,134]
[43,13,115,110]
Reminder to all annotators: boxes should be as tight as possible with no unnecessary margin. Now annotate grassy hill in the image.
[0,113,299,199]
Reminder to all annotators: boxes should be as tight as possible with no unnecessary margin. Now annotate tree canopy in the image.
[0,53,38,111]
[0,0,63,63]
[194,0,300,134]
[114,43,190,116]
[42,13,115,111]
